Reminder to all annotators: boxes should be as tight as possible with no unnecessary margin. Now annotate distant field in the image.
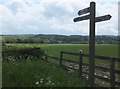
[7,43,119,57]
[5,43,119,66]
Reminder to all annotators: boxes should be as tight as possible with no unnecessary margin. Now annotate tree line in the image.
[1,34,119,44]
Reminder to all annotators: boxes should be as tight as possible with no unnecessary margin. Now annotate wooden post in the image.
[73,1,111,87]
[79,50,83,77]
[110,58,115,87]
[89,2,96,87]
[45,51,48,60]
[60,51,63,67]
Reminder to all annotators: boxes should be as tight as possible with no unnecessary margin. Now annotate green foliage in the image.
[2,44,119,87]
[2,60,88,87]
[1,34,119,44]
[4,44,118,58]
[2,45,45,60]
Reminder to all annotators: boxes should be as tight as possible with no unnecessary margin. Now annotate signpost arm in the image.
[89,2,95,87]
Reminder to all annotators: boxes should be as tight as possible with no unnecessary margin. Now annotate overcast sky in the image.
[0,0,119,35]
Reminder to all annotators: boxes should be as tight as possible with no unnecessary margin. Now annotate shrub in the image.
[2,46,45,61]
[17,47,45,59]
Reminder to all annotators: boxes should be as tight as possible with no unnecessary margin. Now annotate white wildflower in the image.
[36,81,39,85]
[52,83,55,86]
[48,80,52,84]
[40,78,44,83]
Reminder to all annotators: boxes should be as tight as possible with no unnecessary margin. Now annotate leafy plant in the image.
[2,46,45,60]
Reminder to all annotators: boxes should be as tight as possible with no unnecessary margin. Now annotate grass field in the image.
[6,44,119,57]
[6,44,119,65]
[2,44,119,87]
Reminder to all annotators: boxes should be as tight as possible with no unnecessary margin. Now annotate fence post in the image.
[60,51,63,67]
[79,50,83,77]
[110,58,115,87]
[45,50,48,60]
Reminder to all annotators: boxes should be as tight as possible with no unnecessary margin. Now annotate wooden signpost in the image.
[78,7,90,15]
[95,14,112,22]
[73,2,111,87]
[74,15,90,22]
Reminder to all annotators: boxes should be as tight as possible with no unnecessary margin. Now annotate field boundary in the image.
[46,51,120,87]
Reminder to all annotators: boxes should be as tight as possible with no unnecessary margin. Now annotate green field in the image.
[6,44,119,65]
[6,44,119,57]
[2,44,119,87]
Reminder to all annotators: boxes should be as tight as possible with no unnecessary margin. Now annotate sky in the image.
[0,0,119,35]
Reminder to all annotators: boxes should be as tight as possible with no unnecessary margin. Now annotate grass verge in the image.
[2,59,88,87]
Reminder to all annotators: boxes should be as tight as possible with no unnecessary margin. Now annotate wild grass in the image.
[2,59,88,87]
[2,43,119,87]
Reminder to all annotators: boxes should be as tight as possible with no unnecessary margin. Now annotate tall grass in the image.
[2,44,119,87]
[2,60,88,87]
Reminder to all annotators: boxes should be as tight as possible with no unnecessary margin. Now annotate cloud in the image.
[96,2,118,35]
[0,0,118,35]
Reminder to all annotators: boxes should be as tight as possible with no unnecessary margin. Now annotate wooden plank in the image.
[62,58,79,64]
[110,58,115,87]
[95,14,112,23]
[82,54,120,62]
[73,15,90,22]
[61,51,120,62]
[47,55,59,60]
[78,7,90,15]
[62,51,79,56]
[95,56,120,62]
[112,58,120,62]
